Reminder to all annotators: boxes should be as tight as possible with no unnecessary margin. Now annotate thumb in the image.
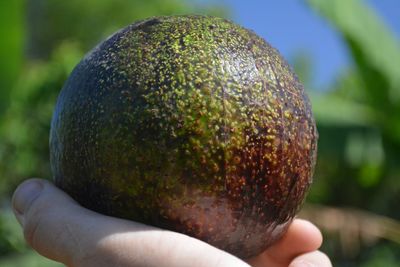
[12,178,248,267]
[12,178,103,265]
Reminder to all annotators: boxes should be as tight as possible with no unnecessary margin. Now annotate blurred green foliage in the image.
[304,0,400,265]
[0,43,83,197]
[0,0,399,266]
[0,0,24,112]
[306,0,400,218]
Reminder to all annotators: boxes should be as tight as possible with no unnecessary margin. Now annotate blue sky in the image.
[200,0,400,88]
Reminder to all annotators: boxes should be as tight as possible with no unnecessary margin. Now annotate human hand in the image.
[12,178,331,267]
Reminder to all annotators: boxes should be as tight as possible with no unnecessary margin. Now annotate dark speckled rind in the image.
[50,15,318,259]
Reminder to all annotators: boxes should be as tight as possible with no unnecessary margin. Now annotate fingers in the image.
[12,179,249,267]
[248,219,323,267]
[289,251,332,267]
[12,178,109,265]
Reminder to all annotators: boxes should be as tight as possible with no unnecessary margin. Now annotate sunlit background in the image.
[1,0,399,266]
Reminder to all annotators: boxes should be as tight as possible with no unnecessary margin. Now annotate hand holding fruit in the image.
[12,178,331,267]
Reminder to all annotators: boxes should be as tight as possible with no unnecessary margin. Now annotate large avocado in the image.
[50,15,318,259]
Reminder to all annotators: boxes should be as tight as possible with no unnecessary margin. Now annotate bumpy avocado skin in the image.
[50,15,318,259]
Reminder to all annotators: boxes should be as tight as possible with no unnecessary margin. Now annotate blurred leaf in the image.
[306,0,400,105]
[310,92,375,126]
[0,0,24,113]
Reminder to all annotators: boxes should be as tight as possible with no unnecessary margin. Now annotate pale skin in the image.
[12,179,332,267]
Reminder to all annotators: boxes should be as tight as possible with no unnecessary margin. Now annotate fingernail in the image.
[13,180,44,216]
[290,260,316,267]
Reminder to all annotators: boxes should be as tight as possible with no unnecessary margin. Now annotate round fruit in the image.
[50,15,318,259]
